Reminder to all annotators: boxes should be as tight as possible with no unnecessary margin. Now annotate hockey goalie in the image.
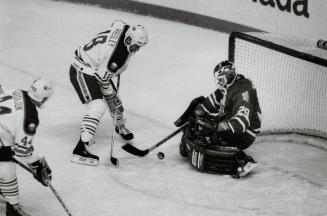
[175,60,261,178]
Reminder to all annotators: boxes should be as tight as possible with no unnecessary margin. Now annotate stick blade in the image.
[110,157,119,166]
[121,143,149,157]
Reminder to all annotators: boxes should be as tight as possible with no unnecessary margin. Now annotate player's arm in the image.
[13,115,52,186]
[195,85,253,135]
[95,21,127,87]
[199,87,226,115]
[224,87,253,134]
[13,113,38,161]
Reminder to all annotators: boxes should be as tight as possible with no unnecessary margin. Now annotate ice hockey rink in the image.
[1,0,327,215]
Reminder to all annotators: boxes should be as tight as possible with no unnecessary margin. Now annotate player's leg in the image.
[0,137,31,216]
[70,66,106,166]
[220,130,258,177]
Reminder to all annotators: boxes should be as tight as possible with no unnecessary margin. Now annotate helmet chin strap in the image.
[29,96,50,109]
[226,72,237,89]
[30,98,43,109]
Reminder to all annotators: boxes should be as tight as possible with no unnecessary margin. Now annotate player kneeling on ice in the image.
[0,79,54,216]
[69,20,148,166]
[175,60,262,178]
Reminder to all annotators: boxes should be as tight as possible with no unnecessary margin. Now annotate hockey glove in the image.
[195,113,228,136]
[174,96,206,127]
[28,157,52,186]
[195,116,217,136]
[104,93,124,115]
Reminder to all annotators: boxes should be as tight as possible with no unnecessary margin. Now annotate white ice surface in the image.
[1,0,327,215]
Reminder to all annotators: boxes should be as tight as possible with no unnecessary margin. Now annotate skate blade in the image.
[238,162,258,177]
[71,155,99,166]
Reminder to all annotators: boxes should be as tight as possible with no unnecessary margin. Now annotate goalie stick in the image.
[12,157,73,216]
[121,123,188,157]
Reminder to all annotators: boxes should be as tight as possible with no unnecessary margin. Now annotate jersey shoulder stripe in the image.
[21,91,39,135]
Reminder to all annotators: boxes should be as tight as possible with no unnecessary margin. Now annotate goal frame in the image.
[228,31,327,139]
[229,32,327,68]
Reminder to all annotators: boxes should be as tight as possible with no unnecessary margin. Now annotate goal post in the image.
[228,32,327,139]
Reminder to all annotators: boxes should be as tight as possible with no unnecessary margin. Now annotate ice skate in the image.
[236,156,258,177]
[6,202,31,216]
[71,139,99,166]
[115,124,134,141]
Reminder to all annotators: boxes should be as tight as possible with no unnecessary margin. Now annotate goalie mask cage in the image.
[229,32,327,139]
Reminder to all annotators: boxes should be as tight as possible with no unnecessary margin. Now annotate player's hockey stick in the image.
[121,123,189,157]
[108,75,120,166]
[110,110,119,166]
[12,157,73,216]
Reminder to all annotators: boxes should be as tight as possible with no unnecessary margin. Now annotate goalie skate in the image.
[6,202,31,216]
[71,139,99,166]
[236,158,258,178]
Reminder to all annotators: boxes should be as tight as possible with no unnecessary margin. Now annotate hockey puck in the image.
[157,152,165,160]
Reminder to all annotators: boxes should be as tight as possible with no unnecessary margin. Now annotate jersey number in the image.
[237,106,250,119]
[21,136,32,146]
[0,95,12,115]
[83,35,108,51]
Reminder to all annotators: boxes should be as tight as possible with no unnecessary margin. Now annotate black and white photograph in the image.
[1,0,327,215]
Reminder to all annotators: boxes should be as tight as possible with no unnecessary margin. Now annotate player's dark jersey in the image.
[201,75,261,134]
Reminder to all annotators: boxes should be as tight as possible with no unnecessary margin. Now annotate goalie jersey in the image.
[201,75,261,134]
[0,90,39,159]
[72,20,132,82]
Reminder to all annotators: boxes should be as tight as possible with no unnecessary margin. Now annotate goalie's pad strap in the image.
[190,147,205,172]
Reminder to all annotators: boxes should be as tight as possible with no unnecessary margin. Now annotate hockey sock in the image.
[80,114,100,142]
[0,177,19,205]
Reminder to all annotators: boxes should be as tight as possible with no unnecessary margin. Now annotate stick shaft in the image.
[122,123,188,156]
[147,125,186,152]
[12,157,73,216]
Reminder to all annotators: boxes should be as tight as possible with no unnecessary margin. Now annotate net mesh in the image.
[230,32,327,139]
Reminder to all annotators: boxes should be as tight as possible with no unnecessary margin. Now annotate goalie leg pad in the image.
[204,146,241,175]
[188,140,206,172]
[186,139,246,175]
[179,127,194,158]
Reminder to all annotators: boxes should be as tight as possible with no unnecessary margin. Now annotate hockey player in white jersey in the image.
[0,79,54,216]
[69,20,148,166]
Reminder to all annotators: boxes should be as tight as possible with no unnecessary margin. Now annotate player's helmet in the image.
[28,78,54,108]
[213,60,237,89]
[124,25,148,53]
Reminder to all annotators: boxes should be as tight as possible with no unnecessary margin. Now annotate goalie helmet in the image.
[213,60,237,89]
[124,25,148,53]
[28,78,54,108]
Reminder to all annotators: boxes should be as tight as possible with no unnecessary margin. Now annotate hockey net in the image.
[229,32,327,140]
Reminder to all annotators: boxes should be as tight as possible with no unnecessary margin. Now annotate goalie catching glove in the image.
[195,114,230,136]
[28,157,52,186]
[174,96,206,127]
